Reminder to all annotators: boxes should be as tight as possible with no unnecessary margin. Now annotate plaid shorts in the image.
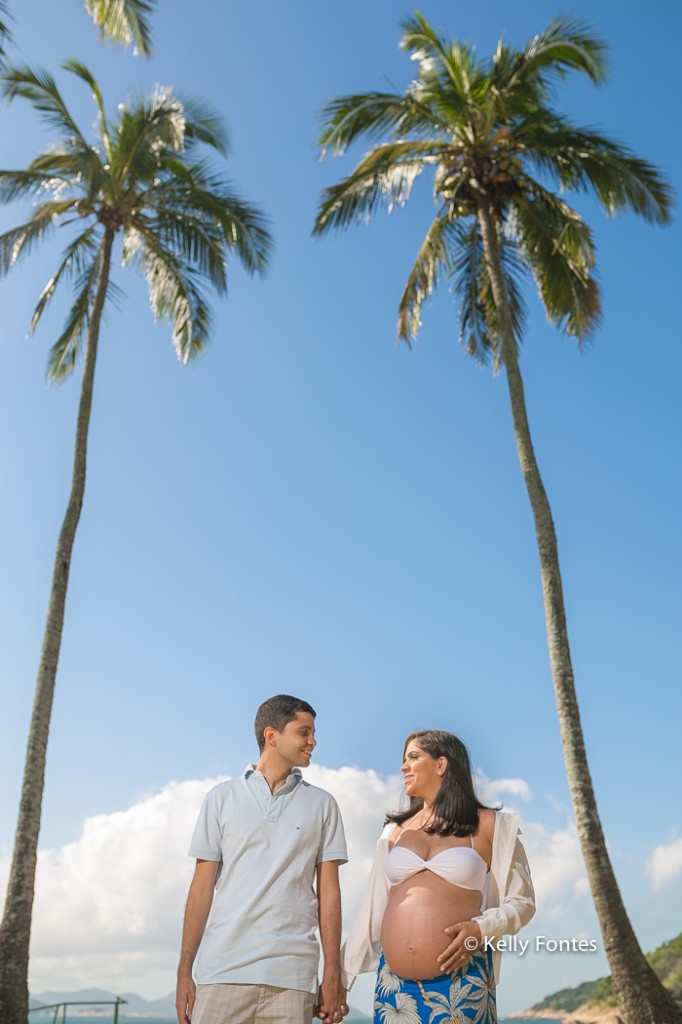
[191,982,316,1024]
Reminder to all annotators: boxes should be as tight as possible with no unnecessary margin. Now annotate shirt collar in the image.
[243,763,303,786]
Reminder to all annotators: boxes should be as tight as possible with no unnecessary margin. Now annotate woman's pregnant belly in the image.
[380,874,482,980]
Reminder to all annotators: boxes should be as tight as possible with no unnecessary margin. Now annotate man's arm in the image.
[176,859,219,1024]
[315,860,348,1023]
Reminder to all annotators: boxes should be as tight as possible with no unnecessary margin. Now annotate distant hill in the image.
[31,987,371,1020]
[31,987,175,1016]
[527,932,682,1018]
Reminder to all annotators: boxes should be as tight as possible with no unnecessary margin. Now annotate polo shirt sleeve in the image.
[316,795,348,865]
[188,786,223,862]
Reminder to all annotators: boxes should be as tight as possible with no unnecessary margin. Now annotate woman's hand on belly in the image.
[437,919,482,973]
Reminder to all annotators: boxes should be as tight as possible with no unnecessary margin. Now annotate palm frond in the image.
[449,220,488,358]
[30,226,100,334]
[0,201,78,275]
[489,18,607,122]
[84,0,155,58]
[397,206,461,344]
[0,169,71,204]
[46,253,101,381]
[131,211,227,293]
[488,41,544,122]
[63,60,112,162]
[520,115,673,224]
[509,180,600,341]
[164,161,271,267]
[401,12,485,123]
[448,219,527,367]
[25,156,105,210]
[27,146,106,205]
[130,226,211,363]
[520,16,608,85]
[181,96,229,156]
[143,162,272,274]
[476,225,528,367]
[412,81,478,141]
[400,11,453,63]
[0,0,13,71]
[189,191,272,274]
[318,91,441,157]
[401,11,473,90]
[114,87,187,183]
[2,65,88,145]
[314,141,443,235]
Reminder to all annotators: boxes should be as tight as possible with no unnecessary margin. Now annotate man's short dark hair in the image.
[254,694,316,752]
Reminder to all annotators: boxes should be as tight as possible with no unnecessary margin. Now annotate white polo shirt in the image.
[189,765,348,993]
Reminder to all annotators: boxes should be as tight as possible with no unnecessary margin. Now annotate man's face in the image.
[273,711,317,768]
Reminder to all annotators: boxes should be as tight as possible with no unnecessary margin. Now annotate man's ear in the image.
[263,726,278,748]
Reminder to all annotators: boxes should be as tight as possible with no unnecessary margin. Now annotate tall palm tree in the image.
[0,62,271,1023]
[314,14,678,1024]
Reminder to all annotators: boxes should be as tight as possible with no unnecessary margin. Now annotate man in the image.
[176,695,348,1024]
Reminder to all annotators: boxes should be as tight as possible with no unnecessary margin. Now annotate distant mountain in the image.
[32,988,123,1007]
[31,987,371,1020]
[119,991,177,1016]
[32,987,175,1017]
[523,932,682,1021]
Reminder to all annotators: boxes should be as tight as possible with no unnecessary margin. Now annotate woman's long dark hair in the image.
[385,730,492,837]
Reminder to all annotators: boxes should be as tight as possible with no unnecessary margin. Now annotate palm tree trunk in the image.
[476,201,682,1024]
[0,228,115,1024]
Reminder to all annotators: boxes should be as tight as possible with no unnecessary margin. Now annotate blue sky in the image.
[0,0,681,1015]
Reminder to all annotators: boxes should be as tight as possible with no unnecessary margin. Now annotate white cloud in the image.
[0,778,216,997]
[646,836,682,889]
[28,778,217,954]
[521,819,587,910]
[0,765,589,1001]
[475,770,532,807]
[302,764,403,920]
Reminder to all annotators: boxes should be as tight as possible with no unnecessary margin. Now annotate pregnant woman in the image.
[340,730,535,1024]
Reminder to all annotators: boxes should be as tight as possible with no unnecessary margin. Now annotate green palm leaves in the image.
[0,1,154,66]
[0,1,11,70]
[84,0,156,57]
[0,62,272,380]
[314,12,672,361]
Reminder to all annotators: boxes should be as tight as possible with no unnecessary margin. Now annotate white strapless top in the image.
[385,844,488,891]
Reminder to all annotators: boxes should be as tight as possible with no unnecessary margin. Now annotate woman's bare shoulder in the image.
[478,807,496,841]
[387,821,407,848]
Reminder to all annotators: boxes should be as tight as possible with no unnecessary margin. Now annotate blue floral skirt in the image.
[373,950,496,1024]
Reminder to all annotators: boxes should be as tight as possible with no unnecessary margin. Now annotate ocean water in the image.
[27,1019,376,1024]
[28,1018,375,1024]
[26,1017,561,1023]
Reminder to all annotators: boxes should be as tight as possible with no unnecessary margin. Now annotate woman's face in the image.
[401,740,447,801]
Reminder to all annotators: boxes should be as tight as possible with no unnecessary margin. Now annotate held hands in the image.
[315,972,348,1023]
[437,920,482,973]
